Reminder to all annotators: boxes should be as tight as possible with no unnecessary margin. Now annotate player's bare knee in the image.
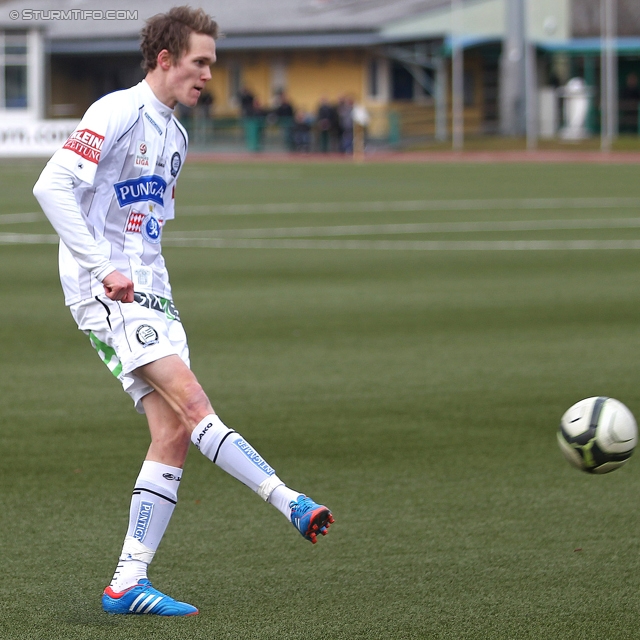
[180,381,213,428]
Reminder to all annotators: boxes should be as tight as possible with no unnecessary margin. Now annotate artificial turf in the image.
[1,159,640,638]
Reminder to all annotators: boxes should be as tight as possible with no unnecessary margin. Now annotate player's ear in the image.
[157,49,173,71]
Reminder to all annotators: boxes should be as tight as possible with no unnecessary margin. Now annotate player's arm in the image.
[33,95,136,302]
[32,162,134,302]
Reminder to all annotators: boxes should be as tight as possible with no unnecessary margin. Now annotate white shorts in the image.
[70,293,190,413]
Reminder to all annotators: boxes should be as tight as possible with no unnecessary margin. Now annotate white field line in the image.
[162,238,640,251]
[4,232,640,250]
[0,233,58,244]
[6,213,640,250]
[180,197,640,216]
[0,213,42,224]
[164,217,640,239]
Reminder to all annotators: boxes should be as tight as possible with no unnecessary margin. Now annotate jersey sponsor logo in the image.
[114,175,167,208]
[233,438,275,476]
[62,128,104,164]
[170,151,181,177]
[135,140,150,167]
[141,214,162,244]
[135,324,159,347]
[133,501,154,542]
[134,291,181,322]
[144,111,162,135]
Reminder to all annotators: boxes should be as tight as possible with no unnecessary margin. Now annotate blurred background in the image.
[0,0,638,155]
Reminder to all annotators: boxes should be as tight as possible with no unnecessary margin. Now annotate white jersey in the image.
[43,80,187,305]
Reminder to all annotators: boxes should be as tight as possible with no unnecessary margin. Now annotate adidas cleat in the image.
[102,579,198,616]
[290,495,335,544]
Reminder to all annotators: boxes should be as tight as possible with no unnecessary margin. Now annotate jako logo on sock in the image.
[133,501,154,542]
[233,438,275,476]
[195,423,212,450]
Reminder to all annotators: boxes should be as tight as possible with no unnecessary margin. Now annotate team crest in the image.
[136,325,159,347]
[141,214,162,244]
[170,151,181,177]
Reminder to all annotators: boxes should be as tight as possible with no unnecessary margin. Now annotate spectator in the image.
[338,96,354,154]
[293,112,313,152]
[274,92,295,151]
[194,89,214,144]
[238,86,255,117]
[316,97,332,153]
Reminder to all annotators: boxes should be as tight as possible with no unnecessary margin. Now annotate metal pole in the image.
[525,42,537,149]
[607,0,618,144]
[524,0,537,150]
[435,55,448,141]
[601,0,617,152]
[452,0,464,150]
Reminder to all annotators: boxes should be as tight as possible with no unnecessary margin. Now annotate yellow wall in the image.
[212,50,366,117]
[240,55,272,109]
[207,64,229,114]
[286,50,364,114]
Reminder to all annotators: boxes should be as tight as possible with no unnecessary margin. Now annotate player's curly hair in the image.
[140,6,219,73]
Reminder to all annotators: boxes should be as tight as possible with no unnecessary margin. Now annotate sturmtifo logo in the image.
[133,501,154,542]
[233,437,275,476]
[136,324,159,347]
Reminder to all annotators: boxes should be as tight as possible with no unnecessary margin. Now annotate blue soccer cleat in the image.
[290,495,335,544]
[102,579,198,616]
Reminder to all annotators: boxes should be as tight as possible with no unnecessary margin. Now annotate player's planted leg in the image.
[103,460,198,616]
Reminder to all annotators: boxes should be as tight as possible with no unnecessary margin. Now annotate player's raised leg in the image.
[136,355,335,542]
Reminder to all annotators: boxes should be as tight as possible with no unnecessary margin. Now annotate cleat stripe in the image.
[129,592,148,611]
[135,594,156,613]
[143,596,163,613]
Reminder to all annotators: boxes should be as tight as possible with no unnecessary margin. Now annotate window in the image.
[0,31,28,109]
[391,62,414,100]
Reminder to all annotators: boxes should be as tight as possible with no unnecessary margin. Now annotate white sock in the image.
[192,414,297,515]
[268,485,302,519]
[109,461,182,593]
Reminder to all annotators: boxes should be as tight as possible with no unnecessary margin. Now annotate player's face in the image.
[169,33,216,108]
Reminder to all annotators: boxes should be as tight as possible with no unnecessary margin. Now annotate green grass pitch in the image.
[2,159,640,639]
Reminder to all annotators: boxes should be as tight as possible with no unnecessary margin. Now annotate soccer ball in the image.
[557,396,638,474]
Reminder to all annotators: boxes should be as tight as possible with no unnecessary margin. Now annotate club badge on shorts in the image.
[141,213,162,244]
[136,324,159,347]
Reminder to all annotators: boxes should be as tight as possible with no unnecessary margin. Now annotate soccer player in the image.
[32,6,333,617]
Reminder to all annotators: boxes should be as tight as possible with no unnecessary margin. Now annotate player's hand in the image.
[102,270,135,303]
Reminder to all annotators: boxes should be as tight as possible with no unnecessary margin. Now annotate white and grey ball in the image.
[558,397,638,474]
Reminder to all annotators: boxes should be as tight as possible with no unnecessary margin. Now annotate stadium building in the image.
[0,0,639,154]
